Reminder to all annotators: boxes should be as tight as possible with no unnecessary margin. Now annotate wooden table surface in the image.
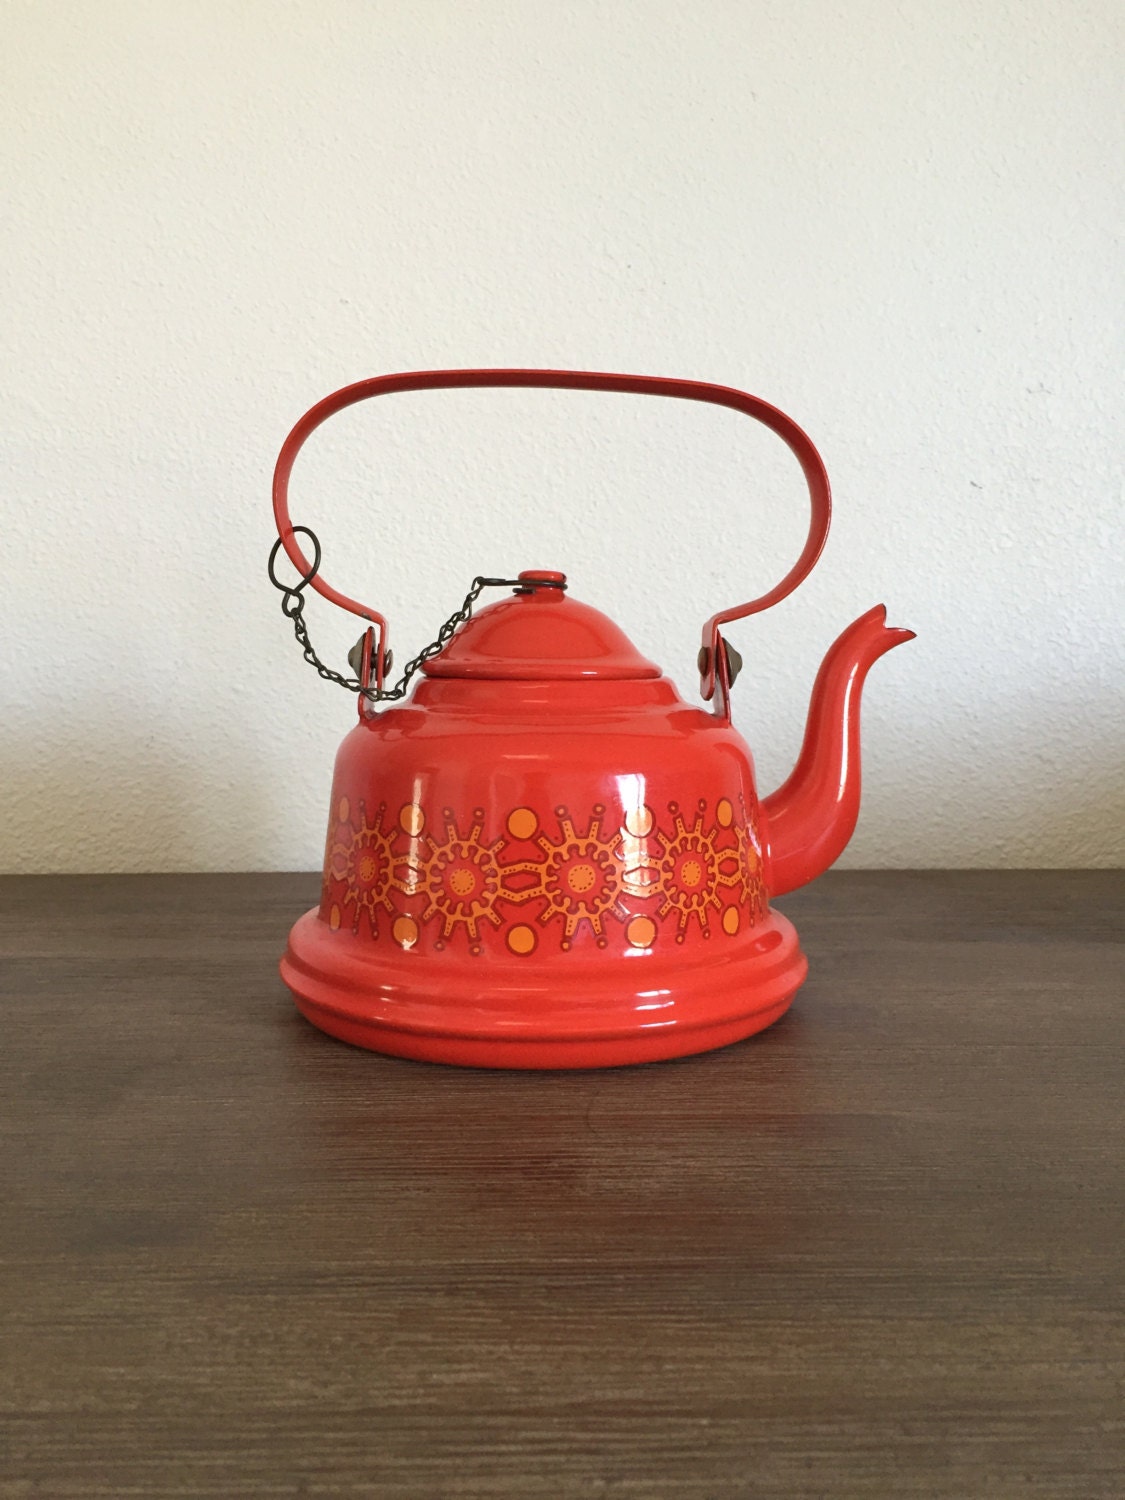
[1,870,1121,1498]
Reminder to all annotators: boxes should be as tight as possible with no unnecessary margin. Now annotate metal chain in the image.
[268,529,523,703]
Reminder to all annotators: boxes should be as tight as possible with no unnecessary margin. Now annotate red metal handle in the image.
[272,369,831,696]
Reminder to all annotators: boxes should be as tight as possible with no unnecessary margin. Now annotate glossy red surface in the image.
[763,606,917,897]
[284,906,804,1069]
[424,574,661,680]
[272,371,913,1067]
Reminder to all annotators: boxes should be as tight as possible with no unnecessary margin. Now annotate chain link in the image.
[268,530,523,703]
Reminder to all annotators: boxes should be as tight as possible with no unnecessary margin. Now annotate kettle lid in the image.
[423,570,662,682]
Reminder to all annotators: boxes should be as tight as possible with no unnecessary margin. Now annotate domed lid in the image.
[423,571,662,681]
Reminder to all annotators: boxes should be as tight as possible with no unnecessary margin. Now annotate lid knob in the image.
[517,569,568,593]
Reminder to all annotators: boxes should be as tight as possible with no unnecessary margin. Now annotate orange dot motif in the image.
[399,802,425,836]
[507,924,537,956]
[392,915,419,949]
[506,807,538,841]
[624,804,654,837]
[626,915,657,949]
[322,795,767,955]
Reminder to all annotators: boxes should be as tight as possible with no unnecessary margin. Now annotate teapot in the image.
[268,370,913,1067]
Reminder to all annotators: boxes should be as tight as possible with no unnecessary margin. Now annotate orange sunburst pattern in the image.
[320,793,767,953]
[325,799,403,937]
[643,799,744,941]
[732,792,768,924]
[502,804,633,949]
[403,808,507,951]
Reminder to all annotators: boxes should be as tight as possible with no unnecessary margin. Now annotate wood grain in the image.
[0,871,1122,1498]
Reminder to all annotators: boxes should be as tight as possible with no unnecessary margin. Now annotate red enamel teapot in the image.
[269,370,913,1068]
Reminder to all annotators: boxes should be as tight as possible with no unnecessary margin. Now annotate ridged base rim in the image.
[281,908,807,1069]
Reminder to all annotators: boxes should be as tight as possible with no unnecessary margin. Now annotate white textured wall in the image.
[2,1,1122,873]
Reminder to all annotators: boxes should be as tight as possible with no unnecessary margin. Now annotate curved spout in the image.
[762,605,915,897]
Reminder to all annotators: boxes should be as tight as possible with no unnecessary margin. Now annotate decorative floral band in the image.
[321,796,767,956]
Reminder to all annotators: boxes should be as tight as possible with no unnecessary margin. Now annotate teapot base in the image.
[281,909,807,1069]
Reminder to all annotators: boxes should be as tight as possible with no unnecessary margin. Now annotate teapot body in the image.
[282,671,808,1067]
[271,369,912,1067]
